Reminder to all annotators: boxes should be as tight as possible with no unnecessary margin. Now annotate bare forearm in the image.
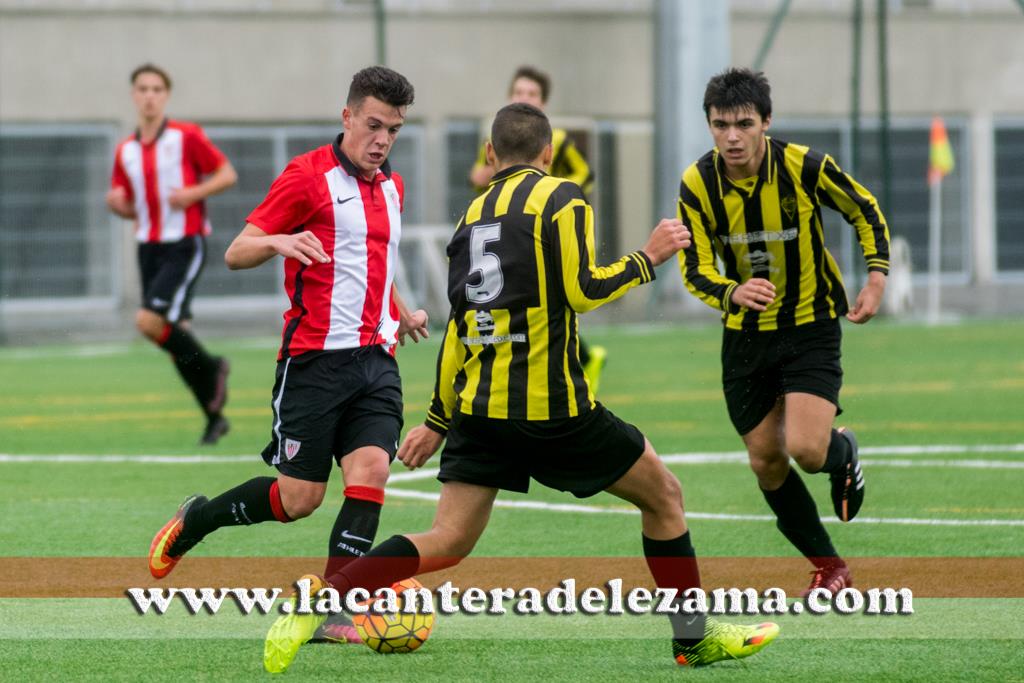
[225,235,277,270]
[194,162,238,201]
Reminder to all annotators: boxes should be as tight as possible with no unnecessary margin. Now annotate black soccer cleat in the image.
[830,427,864,521]
[199,414,230,446]
[206,357,230,415]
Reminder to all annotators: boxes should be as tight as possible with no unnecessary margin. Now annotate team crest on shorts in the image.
[284,438,302,460]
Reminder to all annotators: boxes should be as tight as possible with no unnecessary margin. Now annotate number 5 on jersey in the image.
[467,223,504,304]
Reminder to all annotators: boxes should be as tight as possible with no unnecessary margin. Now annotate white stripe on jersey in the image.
[157,128,187,242]
[323,168,369,350]
[119,142,151,238]
[379,178,402,346]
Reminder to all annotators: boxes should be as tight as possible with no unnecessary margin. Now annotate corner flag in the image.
[928,116,954,185]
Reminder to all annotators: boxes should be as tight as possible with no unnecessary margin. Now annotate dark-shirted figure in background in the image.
[678,68,890,595]
[261,102,780,674]
[469,65,608,393]
[146,66,429,649]
[106,63,237,445]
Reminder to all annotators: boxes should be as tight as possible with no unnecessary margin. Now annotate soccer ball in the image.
[352,578,435,654]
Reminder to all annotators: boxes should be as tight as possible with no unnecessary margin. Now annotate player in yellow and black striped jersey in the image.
[431,140,651,427]
[678,68,890,597]
[468,66,605,390]
[468,66,593,195]
[471,126,592,195]
[679,134,889,332]
[306,104,780,670]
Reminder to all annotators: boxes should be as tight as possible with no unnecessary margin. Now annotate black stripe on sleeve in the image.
[694,157,742,283]
[678,188,729,306]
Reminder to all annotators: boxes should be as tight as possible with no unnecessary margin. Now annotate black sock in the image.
[186,476,291,538]
[326,534,420,597]
[323,487,384,579]
[761,468,841,567]
[818,429,852,474]
[159,325,218,413]
[643,531,706,646]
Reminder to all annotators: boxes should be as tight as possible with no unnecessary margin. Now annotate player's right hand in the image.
[105,187,136,219]
[642,218,691,266]
[397,425,444,470]
[730,278,776,311]
[273,231,331,265]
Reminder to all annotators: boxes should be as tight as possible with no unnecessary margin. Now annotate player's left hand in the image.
[168,186,201,210]
[397,309,429,346]
[397,425,443,469]
[846,271,887,324]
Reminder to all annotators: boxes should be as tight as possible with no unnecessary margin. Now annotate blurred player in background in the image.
[147,67,429,645]
[469,66,607,392]
[106,63,237,445]
[263,103,779,674]
[678,68,889,594]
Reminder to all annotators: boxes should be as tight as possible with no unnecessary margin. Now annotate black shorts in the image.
[137,236,206,323]
[722,319,843,436]
[437,403,645,499]
[261,346,404,483]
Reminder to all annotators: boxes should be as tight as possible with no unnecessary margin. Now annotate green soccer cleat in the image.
[582,345,608,395]
[310,612,363,644]
[264,575,330,674]
[673,618,779,667]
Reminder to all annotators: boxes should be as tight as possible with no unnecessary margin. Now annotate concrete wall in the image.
[1,1,1022,338]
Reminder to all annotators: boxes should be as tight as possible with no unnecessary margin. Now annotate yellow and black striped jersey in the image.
[474,128,593,195]
[678,136,890,332]
[425,165,654,433]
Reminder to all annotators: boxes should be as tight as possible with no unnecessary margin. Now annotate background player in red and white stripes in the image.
[106,63,237,445]
[148,66,428,645]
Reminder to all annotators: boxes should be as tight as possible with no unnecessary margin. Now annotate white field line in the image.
[382,488,1024,527]
[1,446,1021,528]
[2,442,1021,467]
[0,454,255,464]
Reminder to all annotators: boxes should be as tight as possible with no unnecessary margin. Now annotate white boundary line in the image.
[381,488,1024,527]
[0,454,255,464]
[3,441,1021,469]
[1,446,1021,528]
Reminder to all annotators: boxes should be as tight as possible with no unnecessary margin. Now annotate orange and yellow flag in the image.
[928,116,954,185]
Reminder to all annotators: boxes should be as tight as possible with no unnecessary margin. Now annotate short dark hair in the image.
[703,68,772,121]
[491,103,552,165]
[509,65,551,103]
[347,66,415,109]
[131,63,172,90]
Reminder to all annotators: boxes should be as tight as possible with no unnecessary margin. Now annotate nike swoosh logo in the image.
[340,530,372,544]
[150,519,181,570]
[336,196,357,205]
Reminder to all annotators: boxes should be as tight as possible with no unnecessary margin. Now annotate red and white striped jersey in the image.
[247,135,404,359]
[111,119,227,244]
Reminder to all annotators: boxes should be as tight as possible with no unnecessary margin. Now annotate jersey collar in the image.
[134,118,168,145]
[489,164,545,185]
[333,133,393,180]
[713,135,777,198]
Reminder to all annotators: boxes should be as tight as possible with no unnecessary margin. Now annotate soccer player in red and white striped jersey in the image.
[106,63,237,445]
[147,68,428,647]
